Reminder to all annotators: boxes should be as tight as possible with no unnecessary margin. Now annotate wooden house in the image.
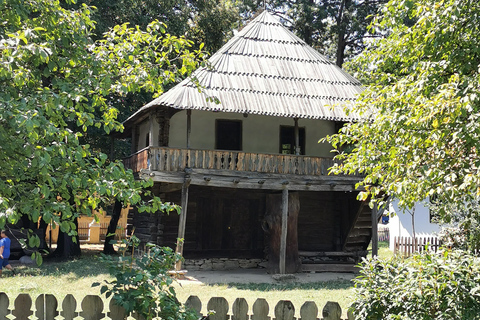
[117,11,374,273]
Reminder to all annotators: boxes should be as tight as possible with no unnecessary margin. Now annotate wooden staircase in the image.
[343,201,373,252]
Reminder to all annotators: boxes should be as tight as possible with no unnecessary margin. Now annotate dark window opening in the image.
[279,126,305,155]
[216,120,242,151]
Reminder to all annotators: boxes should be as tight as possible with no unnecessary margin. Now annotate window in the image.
[216,120,242,151]
[279,126,305,155]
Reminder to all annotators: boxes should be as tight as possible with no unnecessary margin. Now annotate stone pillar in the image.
[88,220,101,244]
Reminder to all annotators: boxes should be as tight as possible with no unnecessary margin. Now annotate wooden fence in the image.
[0,293,353,320]
[393,236,440,256]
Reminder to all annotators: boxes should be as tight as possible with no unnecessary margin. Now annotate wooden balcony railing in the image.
[124,147,346,176]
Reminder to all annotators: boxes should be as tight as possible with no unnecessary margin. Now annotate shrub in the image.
[350,250,480,319]
[94,236,197,320]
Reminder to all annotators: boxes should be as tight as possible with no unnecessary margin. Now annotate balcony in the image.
[123,147,361,191]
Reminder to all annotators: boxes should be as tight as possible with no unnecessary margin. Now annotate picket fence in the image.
[393,236,440,256]
[0,293,353,320]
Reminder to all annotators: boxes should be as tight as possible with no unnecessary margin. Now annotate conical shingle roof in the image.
[126,11,363,124]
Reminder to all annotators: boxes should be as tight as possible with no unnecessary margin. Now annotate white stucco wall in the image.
[168,110,336,157]
[137,117,160,150]
[388,199,441,251]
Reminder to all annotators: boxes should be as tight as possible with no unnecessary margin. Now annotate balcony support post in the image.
[186,110,192,149]
[175,176,191,271]
[371,202,378,257]
[279,187,288,274]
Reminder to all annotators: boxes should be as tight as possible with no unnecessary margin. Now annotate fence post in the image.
[207,297,229,320]
[79,295,104,320]
[322,301,341,320]
[12,294,33,320]
[299,301,317,320]
[274,301,295,320]
[185,296,202,318]
[0,292,10,319]
[252,298,270,320]
[232,298,248,320]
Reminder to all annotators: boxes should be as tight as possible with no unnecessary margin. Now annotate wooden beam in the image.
[279,188,288,274]
[175,178,191,271]
[371,202,378,257]
[149,114,154,147]
[140,170,361,192]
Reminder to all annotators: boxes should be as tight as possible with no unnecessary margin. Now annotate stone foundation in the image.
[183,258,267,271]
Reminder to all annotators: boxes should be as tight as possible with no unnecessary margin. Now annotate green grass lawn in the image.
[0,241,392,317]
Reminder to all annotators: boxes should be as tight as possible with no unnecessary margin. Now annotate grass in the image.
[0,241,393,317]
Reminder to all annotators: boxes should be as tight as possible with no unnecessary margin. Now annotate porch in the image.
[123,146,361,192]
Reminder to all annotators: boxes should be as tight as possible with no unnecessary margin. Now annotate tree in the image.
[0,0,203,259]
[325,0,480,227]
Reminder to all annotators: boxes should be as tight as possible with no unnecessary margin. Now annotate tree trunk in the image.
[50,217,81,259]
[103,201,123,254]
[264,192,301,274]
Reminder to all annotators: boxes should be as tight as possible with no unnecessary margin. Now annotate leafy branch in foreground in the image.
[94,236,196,320]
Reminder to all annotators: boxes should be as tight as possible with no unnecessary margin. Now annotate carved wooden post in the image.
[280,188,288,274]
[265,192,301,274]
[232,298,248,320]
[79,295,104,320]
[186,109,192,149]
[35,294,58,320]
[61,294,78,320]
[274,301,295,320]
[299,301,318,320]
[185,296,202,318]
[108,299,127,320]
[252,299,270,320]
[0,292,10,319]
[207,297,229,320]
[322,301,342,320]
[12,294,33,320]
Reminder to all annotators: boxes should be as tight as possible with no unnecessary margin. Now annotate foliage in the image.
[95,236,196,320]
[325,0,480,217]
[351,250,480,319]
[0,0,203,253]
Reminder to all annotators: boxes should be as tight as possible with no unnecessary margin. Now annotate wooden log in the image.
[300,301,318,320]
[274,301,295,320]
[0,292,10,319]
[35,294,58,320]
[265,192,301,274]
[13,294,33,320]
[280,188,289,274]
[207,297,229,320]
[232,298,248,320]
[61,294,78,320]
[108,299,127,320]
[185,296,202,318]
[322,301,342,320]
[79,295,104,320]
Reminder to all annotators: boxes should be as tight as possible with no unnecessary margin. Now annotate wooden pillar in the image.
[371,202,378,257]
[280,188,288,274]
[265,192,301,274]
[294,118,300,155]
[131,126,136,154]
[149,114,154,147]
[175,177,191,270]
[186,109,192,149]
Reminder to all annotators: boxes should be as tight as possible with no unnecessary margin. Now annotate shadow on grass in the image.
[14,248,112,279]
[212,280,354,292]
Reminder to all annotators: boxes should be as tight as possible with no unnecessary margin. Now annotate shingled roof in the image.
[125,10,364,125]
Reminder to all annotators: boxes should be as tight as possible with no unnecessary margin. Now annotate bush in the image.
[94,236,197,320]
[350,250,480,319]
